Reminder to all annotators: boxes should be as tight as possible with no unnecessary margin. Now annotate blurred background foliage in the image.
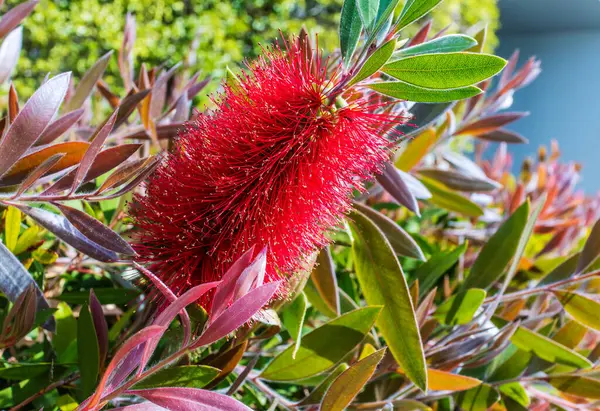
[4,0,499,98]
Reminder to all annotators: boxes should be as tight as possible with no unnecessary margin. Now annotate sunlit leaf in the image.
[78,303,100,398]
[553,290,600,332]
[134,366,220,389]
[427,369,481,391]
[348,210,426,390]
[434,288,486,325]
[396,0,442,30]
[549,376,600,400]
[369,81,481,103]
[349,38,396,85]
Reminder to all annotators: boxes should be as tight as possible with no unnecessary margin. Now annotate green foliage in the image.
[3,0,499,97]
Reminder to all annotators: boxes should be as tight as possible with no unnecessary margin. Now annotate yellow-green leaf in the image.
[455,384,500,411]
[348,210,427,390]
[349,39,396,86]
[553,290,600,332]
[461,200,529,290]
[133,366,220,389]
[310,247,340,316]
[4,206,21,252]
[260,306,382,381]
[13,225,39,255]
[499,382,530,408]
[420,176,484,217]
[434,288,486,325]
[549,376,600,399]
[281,292,308,359]
[321,348,386,411]
[427,369,481,391]
[395,128,438,171]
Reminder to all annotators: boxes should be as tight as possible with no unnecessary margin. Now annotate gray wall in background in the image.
[495,0,600,192]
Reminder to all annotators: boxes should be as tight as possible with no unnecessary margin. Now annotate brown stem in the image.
[9,373,79,411]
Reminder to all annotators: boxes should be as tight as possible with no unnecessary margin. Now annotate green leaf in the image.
[349,39,396,86]
[310,247,340,316]
[339,0,363,65]
[56,288,140,305]
[419,177,484,217]
[382,52,506,89]
[371,0,401,40]
[133,366,220,389]
[353,202,424,260]
[4,206,21,252]
[78,303,99,398]
[553,290,600,332]
[499,382,530,408]
[348,210,427,390]
[540,253,579,285]
[455,384,500,411]
[461,201,530,290]
[487,345,532,382]
[549,376,600,400]
[396,0,443,30]
[321,348,386,411]
[414,242,467,297]
[0,363,51,380]
[368,81,481,103]
[281,292,308,359]
[434,288,486,325]
[260,306,382,381]
[356,0,379,31]
[13,225,39,255]
[297,363,349,406]
[392,35,477,59]
[54,302,77,363]
[552,320,588,349]
[491,318,593,369]
[304,278,338,318]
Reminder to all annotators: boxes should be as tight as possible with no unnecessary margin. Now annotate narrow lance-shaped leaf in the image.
[382,52,506,89]
[14,204,119,262]
[420,176,484,217]
[260,306,382,381]
[396,0,442,31]
[296,363,349,406]
[133,366,220,389]
[353,202,424,260]
[553,290,600,332]
[392,34,477,59]
[576,218,600,274]
[0,72,70,178]
[4,206,20,252]
[348,210,427,390]
[549,376,600,400]
[0,241,52,328]
[461,200,529,291]
[321,348,386,411]
[456,384,500,411]
[0,27,23,84]
[35,108,84,146]
[348,38,396,86]
[310,246,340,315]
[0,0,38,38]
[12,153,65,198]
[128,387,252,411]
[455,112,529,136]
[427,369,482,391]
[89,290,109,368]
[376,162,420,215]
[417,168,501,192]
[339,0,363,65]
[281,292,308,359]
[369,81,482,103]
[54,203,134,255]
[78,303,100,398]
[64,51,113,112]
[434,288,486,325]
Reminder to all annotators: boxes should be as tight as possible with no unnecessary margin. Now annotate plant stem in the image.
[483,269,600,304]
[9,373,79,411]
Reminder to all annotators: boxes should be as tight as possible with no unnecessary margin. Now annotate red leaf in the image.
[232,247,267,303]
[128,387,252,411]
[89,289,109,368]
[0,72,70,177]
[0,0,38,38]
[455,112,529,136]
[376,162,420,216]
[194,281,280,347]
[35,109,84,146]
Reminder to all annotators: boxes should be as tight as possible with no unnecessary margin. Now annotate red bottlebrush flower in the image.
[130,40,402,310]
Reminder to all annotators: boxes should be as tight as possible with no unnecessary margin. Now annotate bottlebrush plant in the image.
[1,0,600,410]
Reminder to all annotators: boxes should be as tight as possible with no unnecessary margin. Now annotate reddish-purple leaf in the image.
[11,153,64,198]
[405,20,432,47]
[376,162,420,216]
[64,51,112,112]
[121,123,184,140]
[87,326,165,409]
[498,49,519,90]
[476,128,528,144]
[35,109,84,146]
[133,261,191,346]
[0,27,22,84]
[210,246,256,322]
[114,89,151,129]
[54,202,134,255]
[70,109,119,193]
[89,289,109,369]
[455,112,529,136]
[0,72,70,177]
[128,387,252,411]
[417,168,501,192]
[576,218,600,275]
[138,281,220,373]
[186,77,210,99]
[150,64,181,119]
[90,156,160,200]
[95,157,152,194]
[194,281,280,347]
[111,404,167,411]
[14,203,119,262]
[232,247,267,302]
[42,143,141,195]
[0,0,38,38]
